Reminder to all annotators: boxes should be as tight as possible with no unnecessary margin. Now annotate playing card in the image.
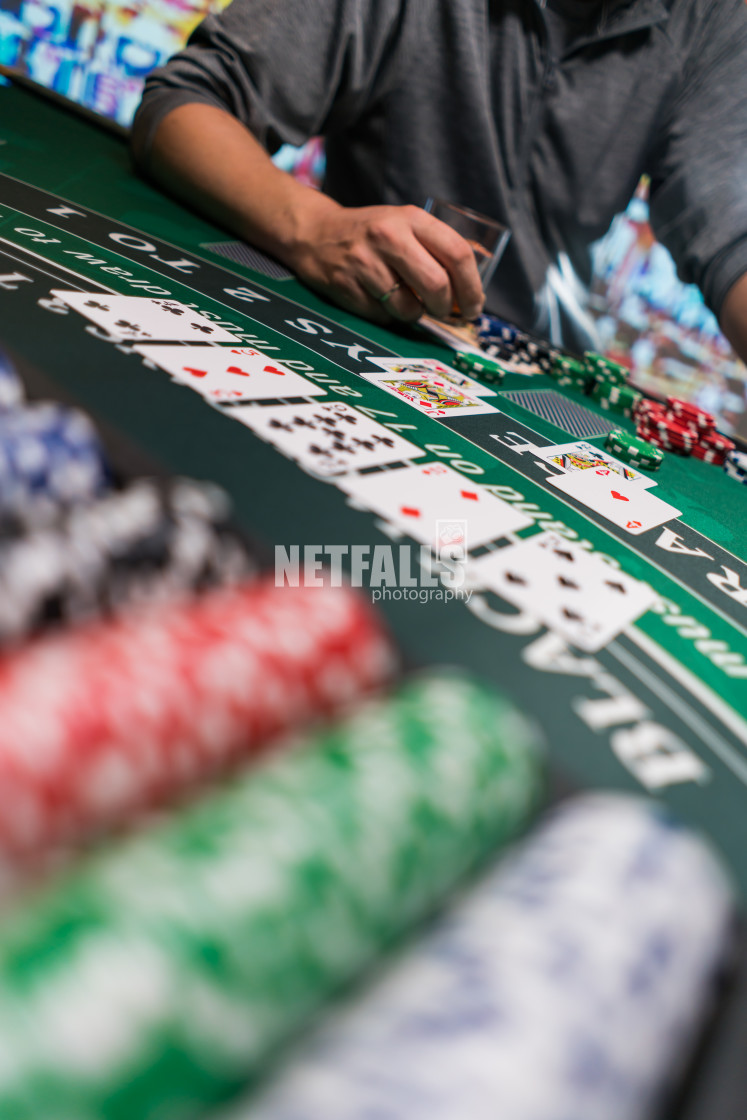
[548,468,680,534]
[52,292,242,342]
[470,530,657,651]
[338,461,532,551]
[134,345,325,403]
[368,355,496,396]
[537,440,656,488]
[360,371,498,418]
[227,401,425,475]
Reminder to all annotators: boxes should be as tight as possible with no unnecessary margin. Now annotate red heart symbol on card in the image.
[626,520,642,529]
[611,490,629,502]
[263,365,286,375]
[227,365,250,377]
[184,367,208,379]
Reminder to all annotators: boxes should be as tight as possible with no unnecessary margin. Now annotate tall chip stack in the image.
[223,795,734,1120]
[0,672,543,1120]
[0,477,257,646]
[0,577,397,866]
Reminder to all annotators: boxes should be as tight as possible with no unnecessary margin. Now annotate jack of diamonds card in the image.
[360,371,498,418]
[52,292,242,342]
[227,401,425,475]
[338,461,532,551]
[470,530,657,651]
[134,345,326,403]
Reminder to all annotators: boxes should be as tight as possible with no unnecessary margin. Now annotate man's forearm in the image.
[140,101,484,325]
[145,102,341,264]
[719,272,747,366]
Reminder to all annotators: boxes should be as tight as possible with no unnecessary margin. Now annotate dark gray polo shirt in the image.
[132,0,747,349]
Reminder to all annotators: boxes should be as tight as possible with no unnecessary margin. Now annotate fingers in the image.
[364,206,484,321]
[411,208,485,320]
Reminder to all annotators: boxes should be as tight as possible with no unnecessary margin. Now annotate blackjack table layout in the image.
[1,82,747,1120]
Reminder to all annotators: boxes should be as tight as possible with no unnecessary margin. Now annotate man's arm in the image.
[719,274,747,367]
[146,102,484,325]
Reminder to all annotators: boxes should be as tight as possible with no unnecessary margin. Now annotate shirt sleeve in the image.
[131,0,405,171]
[647,0,747,320]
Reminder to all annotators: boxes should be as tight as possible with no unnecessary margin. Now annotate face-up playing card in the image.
[338,462,532,551]
[227,401,425,475]
[368,356,496,397]
[134,345,325,403]
[470,530,657,651]
[537,440,656,488]
[548,469,680,534]
[52,292,242,342]
[360,371,498,418]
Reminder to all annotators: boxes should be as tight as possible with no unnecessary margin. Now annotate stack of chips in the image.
[230,795,734,1120]
[452,350,507,385]
[0,578,396,864]
[0,402,108,523]
[724,449,747,485]
[476,313,558,373]
[0,477,257,647]
[634,397,735,464]
[584,350,630,384]
[0,672,543,1120]
[605,428,664,471]
[547,353,593,391]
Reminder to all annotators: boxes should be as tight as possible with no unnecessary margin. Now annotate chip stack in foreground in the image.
[230,794,733,1120]
[725,449,747,485]
[605,428,664,471]
[0,477,256,647]
[0,577,396,863]
[0,402,108,523]
[0,672,543,1120]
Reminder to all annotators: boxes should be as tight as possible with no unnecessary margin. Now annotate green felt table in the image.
[1,78,747,1120]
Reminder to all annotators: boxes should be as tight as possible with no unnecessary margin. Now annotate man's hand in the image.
[141,103,484,326]
[287,201,485,324]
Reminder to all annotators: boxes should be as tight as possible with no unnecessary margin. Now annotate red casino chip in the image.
[698,432,735,454]
[0,579,397,863]
[666,397,715,431]
[692,446,727,465]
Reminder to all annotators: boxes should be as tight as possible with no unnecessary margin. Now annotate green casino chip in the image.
[584,352,629,383]
[0,671,543,1120]
[453,352,506,384]
[605,428,663,470]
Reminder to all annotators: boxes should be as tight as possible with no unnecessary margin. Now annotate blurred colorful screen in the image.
[0,0,231,127]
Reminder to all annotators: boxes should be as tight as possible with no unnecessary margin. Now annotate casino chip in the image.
[605,428,663,470]
[0,402,108,524]
[0,672,543,1120]
[0,578,397,863]
[724,449,747,484]
[229,794,733,1120]
[583,351,629,384]
[592,379,642,416]
[452,350,506,384]
[0,477,257,646]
